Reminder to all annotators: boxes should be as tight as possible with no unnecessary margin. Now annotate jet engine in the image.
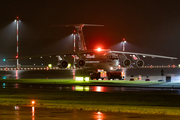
[132,59,144,68]
[76,59,86,67]
[57,60,68,68]
[119,58,131,67]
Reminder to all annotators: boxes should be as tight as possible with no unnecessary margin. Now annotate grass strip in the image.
[0,79,175,87]
[0,88,180,115]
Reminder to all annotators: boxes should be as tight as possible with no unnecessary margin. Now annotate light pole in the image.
[122,38,126,52]
[15,16,20,68]
[73,30,76,68]
[73,31,76,79]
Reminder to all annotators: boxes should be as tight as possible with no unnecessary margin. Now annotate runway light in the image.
[48,64,52,68]
[15,106,19,110]
[97,111,102,115]
[32,101,35,105]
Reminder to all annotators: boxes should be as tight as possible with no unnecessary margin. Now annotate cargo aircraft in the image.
[7,24,177,77]
[55,24,177,72]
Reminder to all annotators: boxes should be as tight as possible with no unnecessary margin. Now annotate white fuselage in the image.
[78,50,119,71]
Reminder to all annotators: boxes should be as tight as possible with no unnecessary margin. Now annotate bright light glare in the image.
[48,64,52,68]
[85,77,89,81]
[97,48,101,52]
[67,63,71,68]
[97,111,102,114]
[75,77,84,81]
[32,101,35,105]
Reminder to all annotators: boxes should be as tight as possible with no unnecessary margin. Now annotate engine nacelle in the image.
[119,58,131,67]
[76,59,86,67]
[132,59,144,68]
[57,60,68,68]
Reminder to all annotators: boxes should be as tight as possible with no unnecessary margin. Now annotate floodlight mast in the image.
[15,16,20,68]
[122,38,126,52]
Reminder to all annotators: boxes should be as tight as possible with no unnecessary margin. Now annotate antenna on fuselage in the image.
[51,24,104,51]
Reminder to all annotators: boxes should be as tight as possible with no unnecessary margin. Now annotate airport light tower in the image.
[73,30,76,68]
[122,38,126,51]
[15,16,20,68]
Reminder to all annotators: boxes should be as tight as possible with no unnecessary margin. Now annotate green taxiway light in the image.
[3,59,6,62]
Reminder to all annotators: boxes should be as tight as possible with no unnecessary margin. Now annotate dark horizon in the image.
[0,0,179,65]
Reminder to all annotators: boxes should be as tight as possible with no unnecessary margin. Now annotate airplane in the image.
[55,24,177,72]
[6,24,177,79]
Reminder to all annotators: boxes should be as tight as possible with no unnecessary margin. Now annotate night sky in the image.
[0,0,180,65]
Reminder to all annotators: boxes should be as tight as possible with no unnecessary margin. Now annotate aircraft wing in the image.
[6,50,96,61]
[111,51,177,59]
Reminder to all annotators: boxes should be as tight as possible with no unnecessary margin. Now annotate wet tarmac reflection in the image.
[1,83,180,94]
[0,105,179,120]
